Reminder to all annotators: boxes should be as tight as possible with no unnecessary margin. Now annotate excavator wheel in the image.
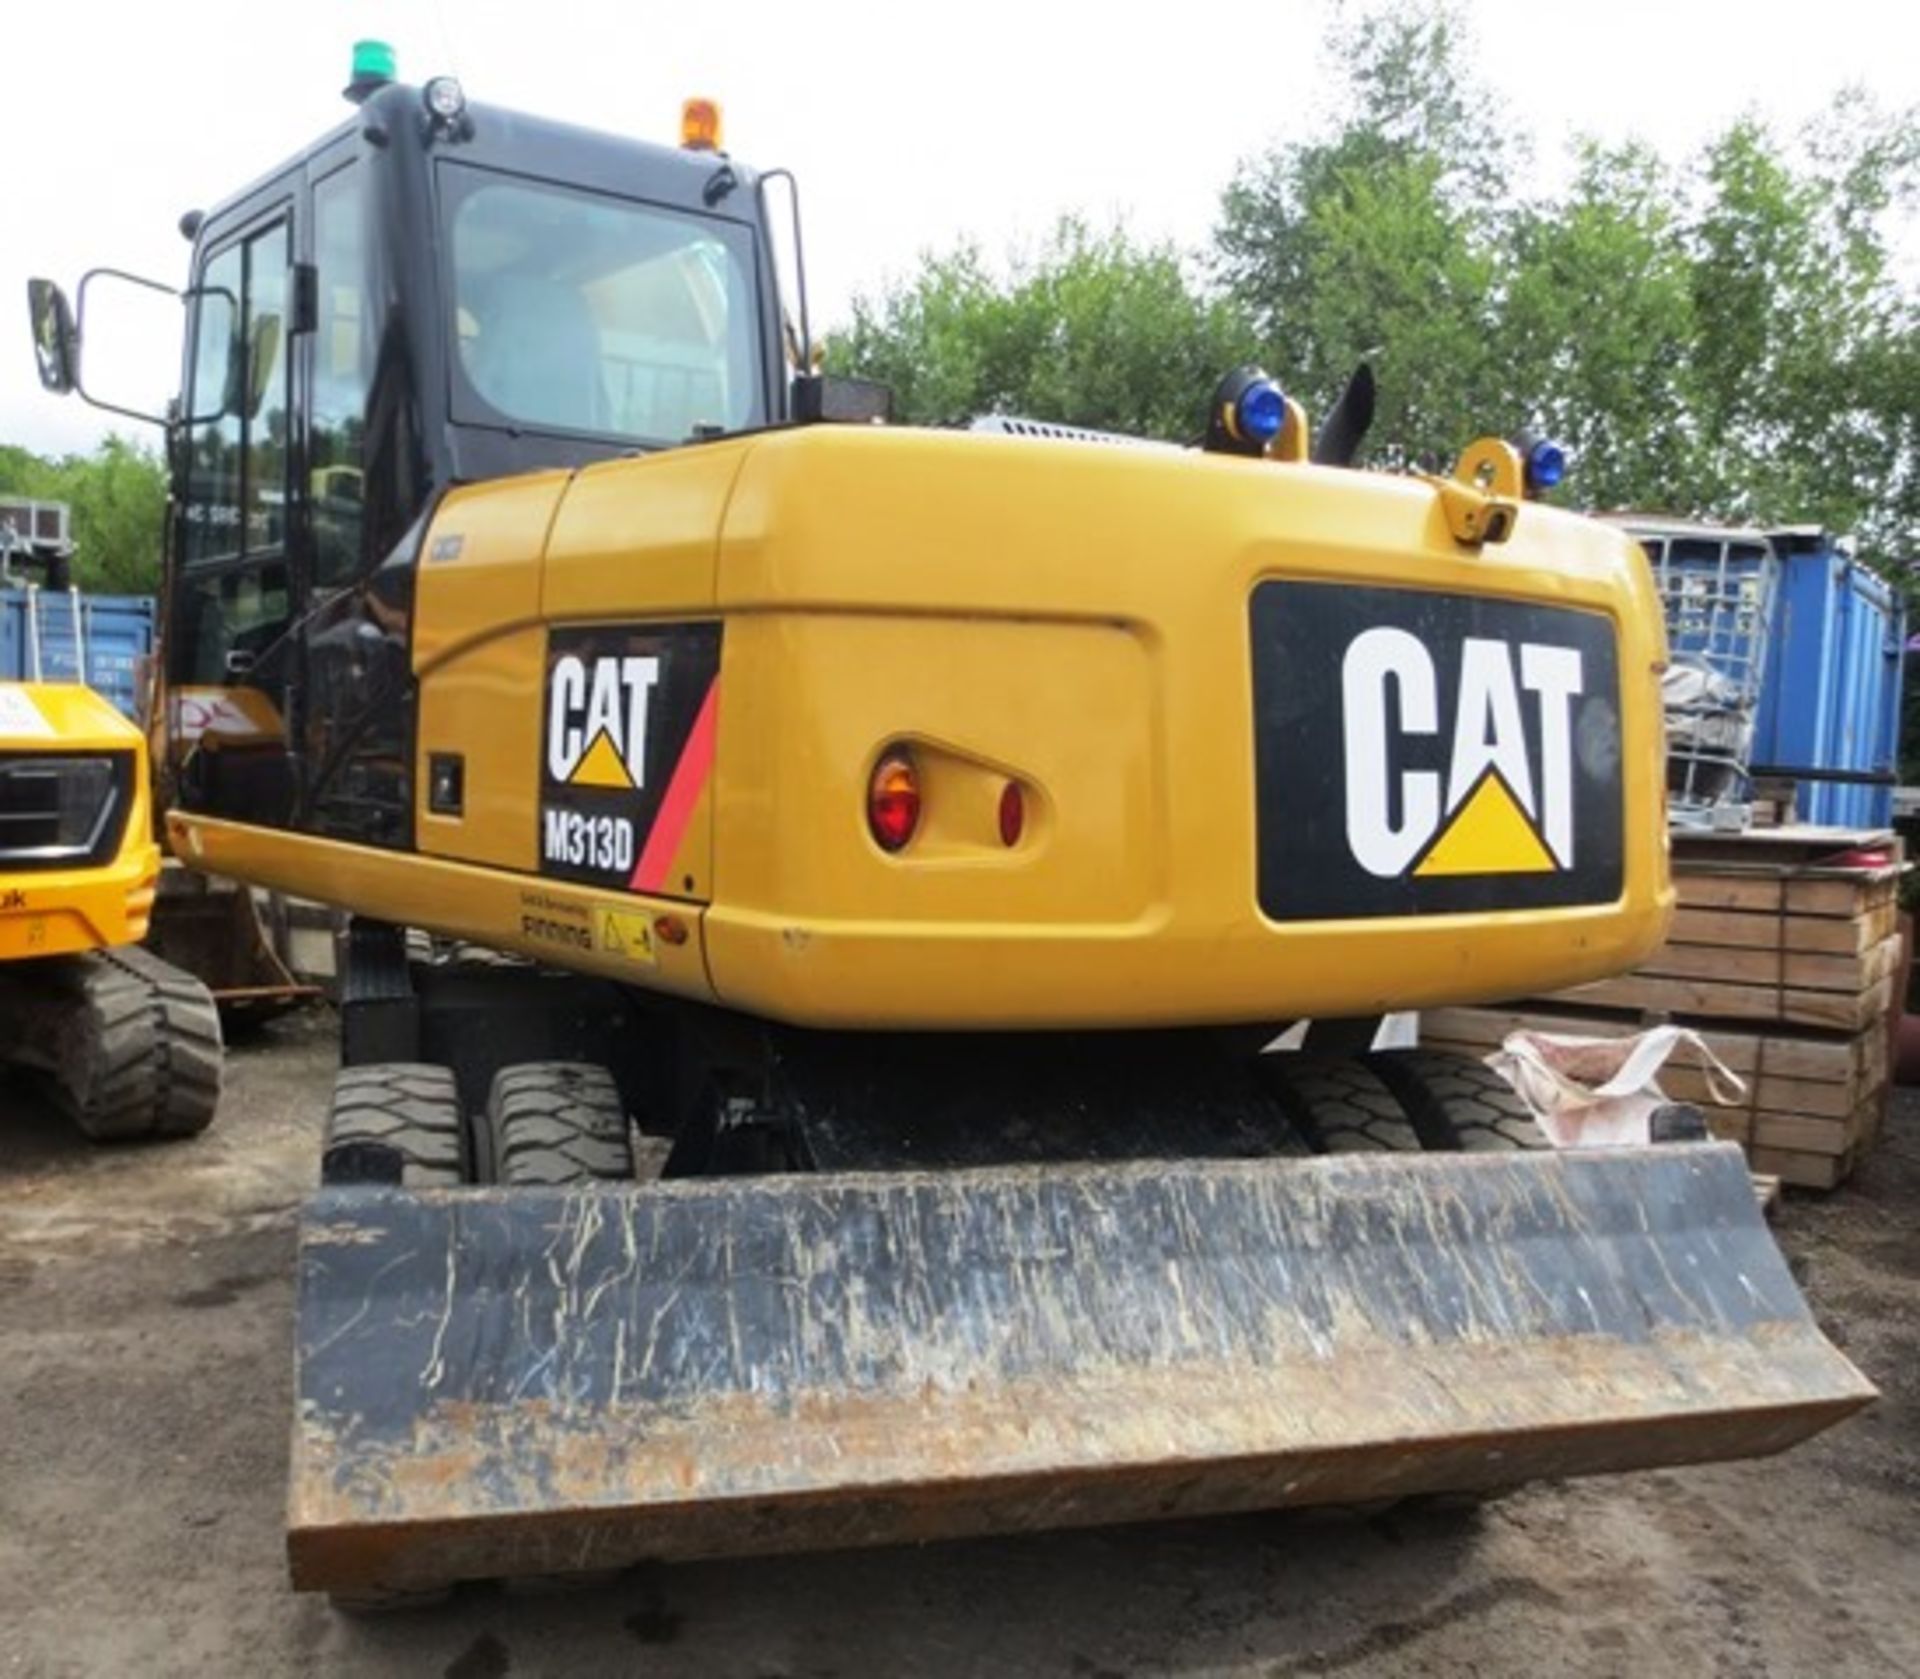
[1367,1049,1550,1151]
[321,1064,465,1188]
[0,946,224,1142]
[487,1062,635,1186]
[1261,1057,1424,1153]
[85,947,224,1142]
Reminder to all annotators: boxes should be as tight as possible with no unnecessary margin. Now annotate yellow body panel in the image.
[413,475,569,871]
[413,471,569,675]
[174,426,1673,1030]
[414,621,549,873]
[541,443,747,619]
[704,430,1671,1026]
[1,682,160,960]
[169,813,713,998]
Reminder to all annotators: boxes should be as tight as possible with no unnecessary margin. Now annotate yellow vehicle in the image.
[0,664,221,1139]
[29,49,1871,1603]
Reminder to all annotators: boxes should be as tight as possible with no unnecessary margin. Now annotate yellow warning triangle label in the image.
[1414,771,1557,877]
[569,729,634,790]
[594,906,656,965]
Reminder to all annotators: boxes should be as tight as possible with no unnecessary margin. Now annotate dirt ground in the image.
[3,1006,1917,1679]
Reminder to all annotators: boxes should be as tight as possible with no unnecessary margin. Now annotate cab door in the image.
[293,142,429,849]
[168,191,299,826]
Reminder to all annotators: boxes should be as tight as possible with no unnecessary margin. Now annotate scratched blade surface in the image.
[289,1143,1873,1591]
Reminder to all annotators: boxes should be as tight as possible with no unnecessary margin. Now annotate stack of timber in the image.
[1424,825,1905,1190]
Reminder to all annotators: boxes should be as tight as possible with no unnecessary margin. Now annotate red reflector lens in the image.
[998,780,1025,846]
[868,752,921,851]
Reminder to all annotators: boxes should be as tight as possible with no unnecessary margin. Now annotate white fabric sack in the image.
[1485,1026,1745,1148]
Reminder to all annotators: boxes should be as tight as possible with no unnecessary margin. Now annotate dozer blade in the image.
[289,1143,1872,1593]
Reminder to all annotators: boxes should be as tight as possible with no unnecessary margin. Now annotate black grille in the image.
[0,752,134,869]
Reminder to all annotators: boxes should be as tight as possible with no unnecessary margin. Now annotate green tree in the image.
[0,436,167,591]
[1211,2,1918,560]
[826,219,1252,441]
[1682,105,1917,551]
[1213,3,1510,466]
[1499,142,1699,513]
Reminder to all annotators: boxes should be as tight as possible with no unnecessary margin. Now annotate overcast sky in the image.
[6,0,1916,454]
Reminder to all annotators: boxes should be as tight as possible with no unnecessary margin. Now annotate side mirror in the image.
[71,268,188,429]
[27,278,77,395]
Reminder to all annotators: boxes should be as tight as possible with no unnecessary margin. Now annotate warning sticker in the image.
[594,904,657,965]
[0,684,55,740]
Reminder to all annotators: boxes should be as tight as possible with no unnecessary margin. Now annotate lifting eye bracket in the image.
[1422,436,1523,548]
[1263,396,1312,465]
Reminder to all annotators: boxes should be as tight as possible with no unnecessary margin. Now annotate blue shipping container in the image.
[1625,521,1905,828]
[1750,535,1906,828]
[0,589,157,722]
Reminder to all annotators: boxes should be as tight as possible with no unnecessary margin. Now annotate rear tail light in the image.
[867,749,921,852]
[998,780,1025,847]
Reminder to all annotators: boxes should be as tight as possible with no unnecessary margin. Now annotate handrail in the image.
[68,585,87,685]
[24,582,41,681]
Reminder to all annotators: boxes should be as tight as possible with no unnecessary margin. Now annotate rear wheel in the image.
[488,1061,634,1186]
[1366,1049,1548,1152]
[1261,1057,1424,1153]
[321,1063,465,1187]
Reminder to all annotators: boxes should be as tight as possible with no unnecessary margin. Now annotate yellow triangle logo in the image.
[569,729,634,790]
[1414,771,1557,877]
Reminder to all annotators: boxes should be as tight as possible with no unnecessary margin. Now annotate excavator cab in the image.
[28,49,1873,1604]
[29,64,797,851]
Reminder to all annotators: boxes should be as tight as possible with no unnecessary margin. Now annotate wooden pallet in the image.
[1549,937,1899,1031]
[1748,1140,1862,1192]
[1669,898,1899,956]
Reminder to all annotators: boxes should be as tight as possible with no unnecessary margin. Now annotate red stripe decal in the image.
[631,678,718,894]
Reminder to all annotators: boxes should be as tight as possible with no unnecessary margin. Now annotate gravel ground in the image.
[2,1005,1916,1678]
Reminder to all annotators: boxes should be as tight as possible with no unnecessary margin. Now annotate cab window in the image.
[173,217,293,697]
[310,165,371,588]
[443,166,763,446]
[182,220,291,563]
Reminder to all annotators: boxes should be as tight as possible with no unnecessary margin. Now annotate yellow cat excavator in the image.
[0,609,221,1139]
[28,49,1871,1603]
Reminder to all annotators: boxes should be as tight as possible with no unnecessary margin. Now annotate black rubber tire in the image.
[1367,1049,1549,1152]
[1262,1057,1424,1153]
[50,948,223,1142]
[488,1062,634,1186]
[134,949,225,1138]
[322,1063,465,1187]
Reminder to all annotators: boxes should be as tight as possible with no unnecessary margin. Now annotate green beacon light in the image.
[344,39,397,104]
